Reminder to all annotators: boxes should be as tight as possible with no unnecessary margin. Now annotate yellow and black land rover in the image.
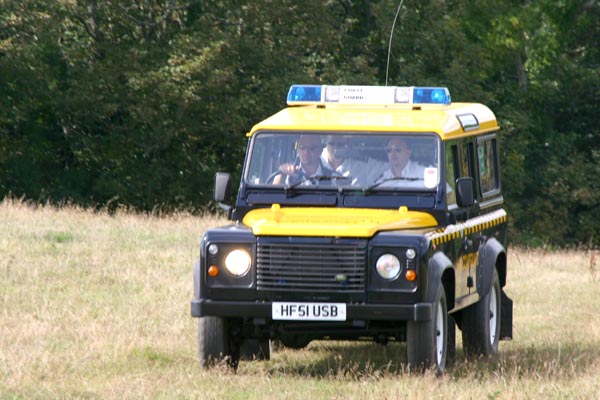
[191,85,513,373]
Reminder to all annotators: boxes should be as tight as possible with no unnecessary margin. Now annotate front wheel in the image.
[198,316,239,369]
[461,268,501,357]
[407,284,448,373]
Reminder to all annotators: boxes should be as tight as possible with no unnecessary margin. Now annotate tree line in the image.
[1,0,598,246]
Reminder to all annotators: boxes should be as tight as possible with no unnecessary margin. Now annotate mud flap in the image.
[500,290,513,340]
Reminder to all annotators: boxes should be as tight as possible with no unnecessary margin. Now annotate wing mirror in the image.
[214,172,232,215]
[456,177,475,207]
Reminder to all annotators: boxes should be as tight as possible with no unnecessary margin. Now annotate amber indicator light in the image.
[208,265,219,277]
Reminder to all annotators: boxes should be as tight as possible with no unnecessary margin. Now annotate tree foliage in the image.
[1,0,598,246]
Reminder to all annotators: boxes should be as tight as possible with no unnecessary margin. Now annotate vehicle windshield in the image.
[245,132,440,191]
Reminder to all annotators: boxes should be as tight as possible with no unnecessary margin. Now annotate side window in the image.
[465,142,475,178]
[447,141,475,206]
[477,135,500,195]
[445,144,457,205]
[457,142,473,178]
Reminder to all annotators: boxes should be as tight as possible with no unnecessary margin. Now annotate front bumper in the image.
[191,299,432,322]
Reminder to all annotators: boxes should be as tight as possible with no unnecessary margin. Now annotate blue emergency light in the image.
[287,85,322,102]
[287,84,451,106]
[412,87,450,104]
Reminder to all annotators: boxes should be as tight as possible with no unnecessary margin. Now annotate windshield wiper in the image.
[284,175,351,192]
[362,177,422,195]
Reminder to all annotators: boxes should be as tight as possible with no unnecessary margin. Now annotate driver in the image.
[272,135,332,185]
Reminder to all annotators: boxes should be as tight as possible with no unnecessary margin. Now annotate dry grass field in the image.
[1,199,599,399]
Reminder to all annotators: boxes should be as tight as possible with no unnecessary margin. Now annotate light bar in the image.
[287,85,451,106]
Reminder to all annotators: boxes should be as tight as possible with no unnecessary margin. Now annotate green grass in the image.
[1,198,599,399]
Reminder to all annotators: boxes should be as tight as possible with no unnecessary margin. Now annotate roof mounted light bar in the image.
[287,85,451,106]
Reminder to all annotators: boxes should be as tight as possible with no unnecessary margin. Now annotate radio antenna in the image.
[385,0,405,86]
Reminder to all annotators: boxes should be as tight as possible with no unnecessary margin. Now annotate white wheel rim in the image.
[435,301,444,365]
[489,285,498,345]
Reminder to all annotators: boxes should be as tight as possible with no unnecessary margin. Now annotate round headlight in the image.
[224,249,251,276]
[406,248,416,260]
[375,254,401,280]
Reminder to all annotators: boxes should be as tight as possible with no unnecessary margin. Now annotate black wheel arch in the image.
[427,251,455,311]
[478,238,507,297]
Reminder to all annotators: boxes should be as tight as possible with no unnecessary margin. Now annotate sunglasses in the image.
[297,144,322,151]
[385,145,407,153]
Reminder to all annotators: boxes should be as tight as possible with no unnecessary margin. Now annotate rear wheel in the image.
[407,284,448,373]
[241,339,271,361]
[280,335,312,350]
[461,268,501,357]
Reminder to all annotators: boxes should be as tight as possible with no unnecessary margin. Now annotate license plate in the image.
[272,302,346,321]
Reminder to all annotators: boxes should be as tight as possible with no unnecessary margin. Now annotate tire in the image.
[407,284,448,373]
[198,316,229,368]
[280,335,312,350]
[241,339,271,361]
[461,268,501,357]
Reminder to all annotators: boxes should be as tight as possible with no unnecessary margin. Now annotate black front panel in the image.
[256,237,367,293]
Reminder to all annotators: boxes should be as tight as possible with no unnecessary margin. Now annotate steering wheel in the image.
[266,171,283,184]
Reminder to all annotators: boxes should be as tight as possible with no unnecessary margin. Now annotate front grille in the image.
[256,241,367,292]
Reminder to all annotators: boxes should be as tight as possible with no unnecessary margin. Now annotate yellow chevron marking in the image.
[426,209,507,246]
